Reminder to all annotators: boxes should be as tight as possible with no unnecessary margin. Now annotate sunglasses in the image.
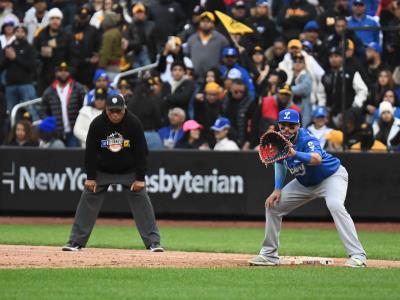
[232,90,246,94]
[108,109,124,113]
[278,122,297,130]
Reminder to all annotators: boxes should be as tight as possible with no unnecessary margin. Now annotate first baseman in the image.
[249,109,367,267]
[62,94,163,252]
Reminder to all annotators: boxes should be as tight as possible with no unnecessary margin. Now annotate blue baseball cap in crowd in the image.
[353,0,365,5]
[278,109,300,124]
[304,20,320,31]
[256,0,270,6]
[211,117,231,131]
[222,47,238,57]
[367,42,382,54]
[38,116,57,133]
[93,68,110,82]
[312,106,328,118]
[302,40,314,51]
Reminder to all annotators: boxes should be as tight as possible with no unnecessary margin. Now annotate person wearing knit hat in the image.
[372,101,400,149]
[37,116,65,149]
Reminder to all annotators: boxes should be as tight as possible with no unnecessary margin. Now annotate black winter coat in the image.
[40,79,86,136]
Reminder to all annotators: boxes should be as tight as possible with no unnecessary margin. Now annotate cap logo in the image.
[112,98,117,104]
[283,111,291,120]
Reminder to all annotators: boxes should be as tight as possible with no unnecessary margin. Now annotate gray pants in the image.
[68,171,160,248]
[260,166,366,263]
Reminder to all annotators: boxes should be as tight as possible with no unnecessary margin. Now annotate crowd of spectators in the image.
[1,0,400,152]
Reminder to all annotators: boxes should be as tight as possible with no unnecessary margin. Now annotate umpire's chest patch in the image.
[101,132,130,152]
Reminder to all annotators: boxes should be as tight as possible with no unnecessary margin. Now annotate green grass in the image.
[0,224,399,260]
[0,268,399,300]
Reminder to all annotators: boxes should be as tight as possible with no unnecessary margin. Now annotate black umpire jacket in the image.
[85,110,148,181]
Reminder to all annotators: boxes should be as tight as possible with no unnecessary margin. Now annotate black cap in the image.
[95,88,106,100]
[106,94,125,110]
[55,61,69,72]
[329,47,341,55]
[233,1,246,8]
[78,5,90,18]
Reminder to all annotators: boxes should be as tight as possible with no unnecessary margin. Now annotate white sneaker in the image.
[248,255,278,266]
[345,257,367,268]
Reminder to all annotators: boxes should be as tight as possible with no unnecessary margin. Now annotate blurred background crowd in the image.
[1,0,400,152]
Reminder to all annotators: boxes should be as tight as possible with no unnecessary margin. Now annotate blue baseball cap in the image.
[312,106,328,118]
[304,20,319,31]
[353,0,365,5]
[367,42,382,54]
[256,0,270,6]
[222,47,238,57]
[211,117,231,131]
[278,109,300,124]
[38,116,57,133]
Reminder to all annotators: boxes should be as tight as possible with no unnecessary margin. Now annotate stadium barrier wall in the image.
[0,148,399,220]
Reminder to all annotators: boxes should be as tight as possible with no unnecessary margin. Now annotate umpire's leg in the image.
[260,179,314,263]
[126,187,160,248]
[68,185,108,247]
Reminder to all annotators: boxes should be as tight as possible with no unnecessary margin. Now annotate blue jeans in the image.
[144,131,164,150]
[5,84,38,118]
[133,47,151,69]
[64,131,81,148]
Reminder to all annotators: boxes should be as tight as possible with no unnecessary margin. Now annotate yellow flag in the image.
[215,10,253,34]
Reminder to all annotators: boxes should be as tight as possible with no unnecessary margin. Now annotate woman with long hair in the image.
[6,120,38,146]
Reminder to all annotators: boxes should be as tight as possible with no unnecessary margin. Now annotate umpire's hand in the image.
[85,180,97,193]
[130,181,145,192]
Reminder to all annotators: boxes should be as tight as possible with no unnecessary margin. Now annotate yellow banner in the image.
[215,10,253,34]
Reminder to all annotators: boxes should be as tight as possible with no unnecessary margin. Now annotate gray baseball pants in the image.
[259,165,366,263]
[68,171,160,248]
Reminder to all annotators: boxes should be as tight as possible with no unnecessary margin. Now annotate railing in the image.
[10,59,159,128]
[10,97,42,128]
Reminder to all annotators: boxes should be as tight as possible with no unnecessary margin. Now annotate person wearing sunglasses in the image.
[249,108,367,268]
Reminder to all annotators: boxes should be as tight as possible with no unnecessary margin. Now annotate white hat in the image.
[379,101,394,115]
[227,68,242,80]
[48,8,63,19]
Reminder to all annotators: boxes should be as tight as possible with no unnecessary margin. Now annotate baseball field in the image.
[0,217,399,300]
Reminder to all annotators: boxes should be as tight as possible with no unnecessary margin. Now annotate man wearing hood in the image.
[66,5,100,88]
[98,11,121,80]
[83,69,118,106]
[23,0,49,44]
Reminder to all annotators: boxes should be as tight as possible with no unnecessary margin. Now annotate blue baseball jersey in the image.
[280,128,340,186]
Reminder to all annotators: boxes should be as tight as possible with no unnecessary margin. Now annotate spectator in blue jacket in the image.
[83,69,118,106]
[220,47,256,101]
[347,0,381,46]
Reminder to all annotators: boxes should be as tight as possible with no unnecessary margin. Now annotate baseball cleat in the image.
[148,242,165,252]
[248,255,278,266]
[345,257,367,268]
[62,241,82,251]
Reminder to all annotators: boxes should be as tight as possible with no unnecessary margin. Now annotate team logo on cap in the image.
[101,132,130,152]
[112,97,118,104]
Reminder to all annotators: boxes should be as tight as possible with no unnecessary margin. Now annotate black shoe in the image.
[62,241,82,251]
[148,242,164,252]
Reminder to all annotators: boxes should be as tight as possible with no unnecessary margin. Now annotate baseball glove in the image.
[258,130,292,166]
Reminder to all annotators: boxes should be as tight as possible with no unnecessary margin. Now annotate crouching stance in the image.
[249,109,366,267]
[63,94,163,252]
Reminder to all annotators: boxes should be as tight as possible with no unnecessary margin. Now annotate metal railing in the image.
[10,58,159,128]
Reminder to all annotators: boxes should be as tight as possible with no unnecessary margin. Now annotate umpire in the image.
[62,94,163,252]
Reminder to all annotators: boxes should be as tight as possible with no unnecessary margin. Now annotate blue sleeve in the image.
[274,162,287,190]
